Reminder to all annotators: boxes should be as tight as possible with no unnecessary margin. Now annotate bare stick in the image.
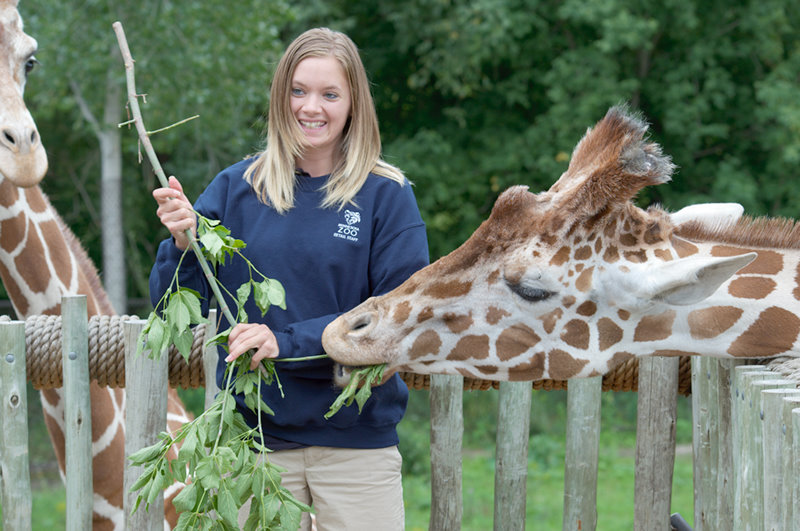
[112,21,237,327]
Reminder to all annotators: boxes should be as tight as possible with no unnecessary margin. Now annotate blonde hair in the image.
[244,27,405,213]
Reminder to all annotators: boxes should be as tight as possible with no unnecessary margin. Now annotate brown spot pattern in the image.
[539,308,563,334]
[562,319,590,349]
[409,330,442,360]
[447,335,490,361]
[548,349,589,380]
[393,301,412,324]
[423,278,473,299]
[727,307,800,357]
[795,262,800,300]
[487,269,500,284]
[1,215,26,253]
[15,222,50,293]
[496,324,540,361]
[654,249,672,261]
[618,309,630,320]
[598,317,623,350]
[623,249,647,262]
[711,246,782,275]
[562,295,577,308]
[634,310,676,342]
[603,245,620,263]
[486,306,510,325]
[620,233,637,246]
[575,266,594,292]
[444,312,474,333]
[509,351,546,381]
[0,179,20,207]
[574,245,592,260]
[550,246,571,266]
[688,306,743,339]
[417,307,433,323]
[671,236,699,258]
[727,277,776,299]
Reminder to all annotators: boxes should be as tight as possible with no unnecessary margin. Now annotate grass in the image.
[5,386,695,530]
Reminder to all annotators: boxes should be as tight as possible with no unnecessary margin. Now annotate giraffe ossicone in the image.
[323,105,800,383]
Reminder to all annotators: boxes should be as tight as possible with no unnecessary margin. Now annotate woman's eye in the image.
[324,92,339,100]
[291,87,304,96]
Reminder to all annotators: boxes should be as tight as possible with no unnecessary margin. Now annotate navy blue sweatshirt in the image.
[149,159,429,449]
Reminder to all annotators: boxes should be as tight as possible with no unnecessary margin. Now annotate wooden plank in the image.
[493,381,531,531]
[0,320,32,530]
[780,396,800,531]
[429,374,463,531]
[691,356,718,531]
[761,388,800,531]
[733,376,793,531]
[61,295,93,530]
[123,318,168,530]
[634,356,678,531]
[731,366,771,531]
[713,359,743,531]
[562,376,601,531]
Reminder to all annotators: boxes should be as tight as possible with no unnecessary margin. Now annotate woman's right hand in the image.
[153,176,196,251]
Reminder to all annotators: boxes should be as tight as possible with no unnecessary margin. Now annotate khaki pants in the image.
[238,445,404,531]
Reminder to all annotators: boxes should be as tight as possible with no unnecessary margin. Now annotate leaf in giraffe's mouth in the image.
[326,363,386,419]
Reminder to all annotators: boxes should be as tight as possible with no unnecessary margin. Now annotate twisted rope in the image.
[7,314,693,393]
[19,315,206,390]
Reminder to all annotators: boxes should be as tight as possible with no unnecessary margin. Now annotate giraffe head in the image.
[322,106,757,382]
[0,0,47,188]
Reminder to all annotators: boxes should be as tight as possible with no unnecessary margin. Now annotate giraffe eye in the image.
[24,56,39,75]
[507,282,555,303]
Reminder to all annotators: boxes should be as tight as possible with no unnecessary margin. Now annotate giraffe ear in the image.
[640,253,757,306]
[669,203,744,230]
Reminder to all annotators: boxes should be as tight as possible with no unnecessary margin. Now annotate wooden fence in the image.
[1,295,799,530]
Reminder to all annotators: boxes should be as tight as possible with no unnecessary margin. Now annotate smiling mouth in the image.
[300,120,325,129]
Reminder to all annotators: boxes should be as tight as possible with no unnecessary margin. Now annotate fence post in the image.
[713,359,742,529]
[691,357,719,531]
[494,381,531,531]
[562,376,601,531]
[0,320,32,530]
[123,318,168,530]
[62,295,93,530]
[634,356,678,531]
[429,374,463,531]
[761,388,800,531]
[733,376,793,531]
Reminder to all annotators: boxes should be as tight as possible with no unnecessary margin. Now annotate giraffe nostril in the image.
[349,312,375,335]
[4,129,16,146]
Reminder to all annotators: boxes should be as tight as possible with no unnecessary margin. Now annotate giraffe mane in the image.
[675,215,800,250]
[54,214,116,315]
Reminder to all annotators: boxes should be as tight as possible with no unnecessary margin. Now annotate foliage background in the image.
[4,0,798,311]
[2,0,797,527]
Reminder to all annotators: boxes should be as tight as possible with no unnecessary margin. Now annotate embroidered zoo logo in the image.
[334,209,361,242]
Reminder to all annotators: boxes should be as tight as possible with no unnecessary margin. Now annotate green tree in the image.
[21,0,292,311]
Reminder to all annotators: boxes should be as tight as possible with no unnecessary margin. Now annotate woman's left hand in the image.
[225,323,279,370]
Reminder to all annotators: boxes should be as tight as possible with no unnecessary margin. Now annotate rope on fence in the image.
[1,314,695,393]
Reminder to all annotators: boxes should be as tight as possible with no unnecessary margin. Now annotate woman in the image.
[150,28,428,530]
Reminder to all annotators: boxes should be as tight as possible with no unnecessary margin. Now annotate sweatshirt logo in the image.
[334,209,361,242]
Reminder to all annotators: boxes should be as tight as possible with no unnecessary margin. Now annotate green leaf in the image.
[172,482,198,513]
[195,457,221,490]
[217,485,240,527]
[167,292,192,334]
[143,316,168,359]
[128,443,164,466]
[178,424,198,463]
[174,327,194,361]
[325,364,385,419]
[236,282,252,311]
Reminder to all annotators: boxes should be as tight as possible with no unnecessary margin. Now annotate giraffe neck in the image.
[0,177,113,317]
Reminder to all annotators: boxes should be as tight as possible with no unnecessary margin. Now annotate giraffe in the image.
[322,105,800,383]
[0,1,189,528]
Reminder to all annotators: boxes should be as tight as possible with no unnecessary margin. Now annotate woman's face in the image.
[290,56,352,163]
